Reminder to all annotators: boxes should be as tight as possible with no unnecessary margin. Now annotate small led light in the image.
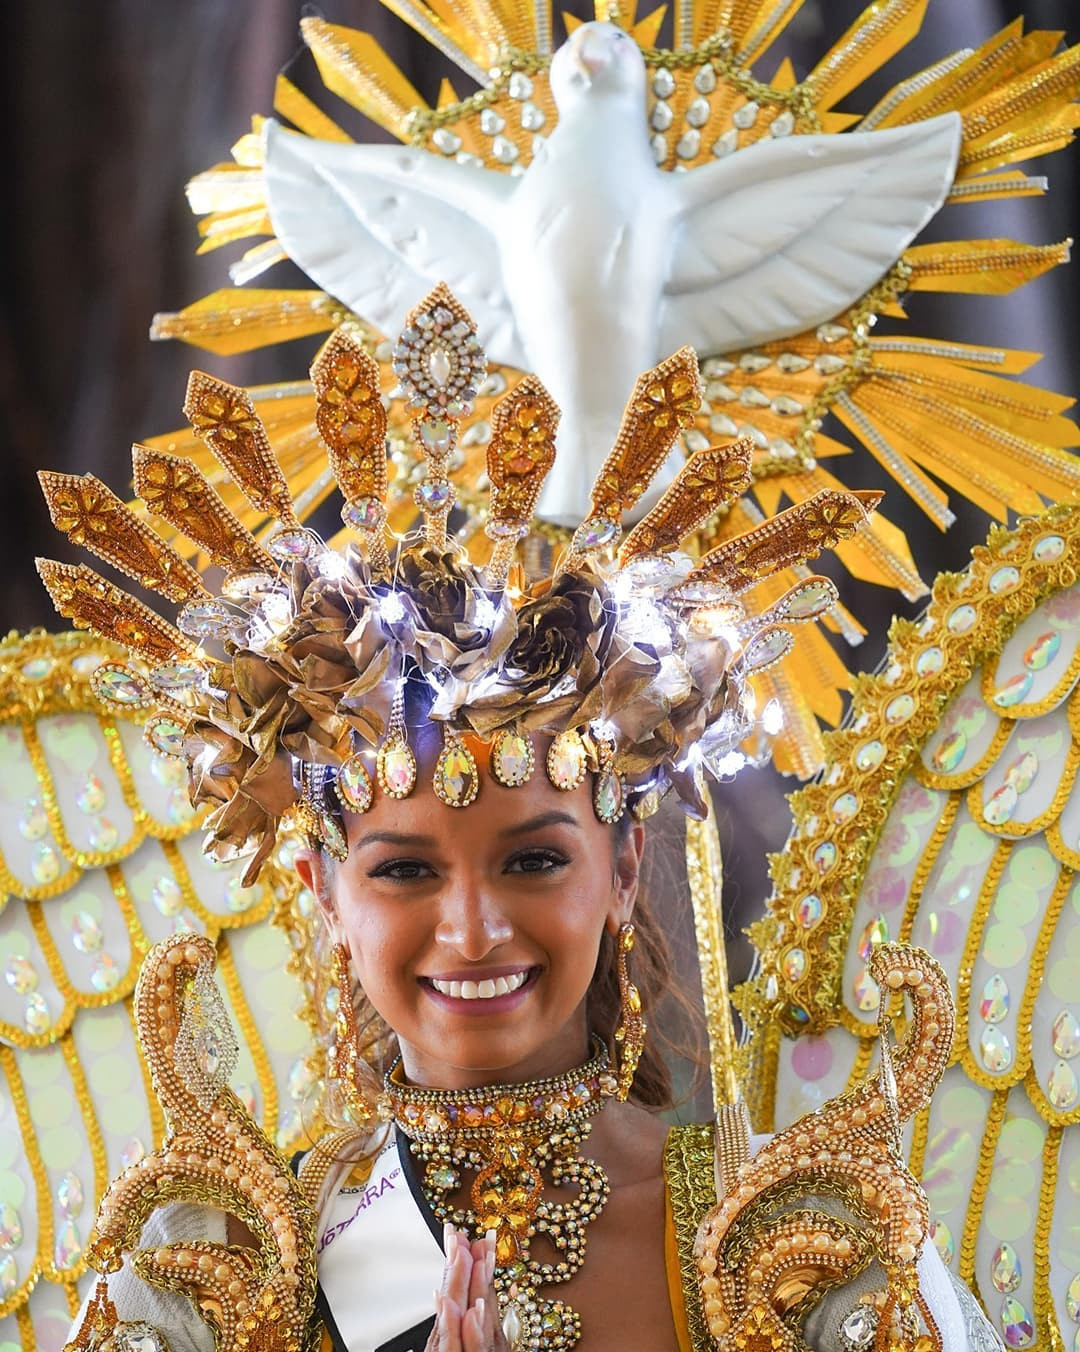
[711,750,747,777]
[379,591,406,623]
[762,698,784,735]
[318,551,348,580]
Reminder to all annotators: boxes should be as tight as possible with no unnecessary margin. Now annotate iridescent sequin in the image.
[979,1025,1013,1072]
[0,1203,22,1250]
[885,694,915,725]
[854,740,884,771]
[1003,752,1038,795]
[76,776,106,814]
[929,1219,954,1265]
[1048,1058,1080,1109]
[932,729,967,774]
[795,894,823,929]
[993,673,1033,708]
[90,953,120,993]
[434,741,480,807]
[989,566,1021,595]
[491,730,534,788]
[984,784,1018,826]
[57,1172,84,1219]
[151,876,183,916]
[1052,1010,1080,1059]
[336,753,374,813]
[1000,1296,1034,1348]
[857,916,888,962]
[5,955,37,995]
[24,992,51,1034]
[991,1242,1021,1293]
[831,792,858,823]
[979,974,1010,1024]
[54,1220,83,1271]
[781,948,807,983]
[31,844,61,884]
[71,912,103,954]
[17,800,47,841]
[1023,631,1060,672]
[947,605,977,634]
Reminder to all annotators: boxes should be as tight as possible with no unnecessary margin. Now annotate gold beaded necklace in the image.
[384,1039,618,1350]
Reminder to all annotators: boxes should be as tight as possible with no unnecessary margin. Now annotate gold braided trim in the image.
[664,1123,718,1352]
[296,1126,371,1212]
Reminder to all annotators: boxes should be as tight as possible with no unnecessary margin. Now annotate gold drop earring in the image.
[613,922,646,1100]
[326,941,384,1128]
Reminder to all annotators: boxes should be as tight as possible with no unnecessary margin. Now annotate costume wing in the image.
[738,506,1080,1351]
[0,632,317,1345]
[262,122,524,369]
[658,116,962,356]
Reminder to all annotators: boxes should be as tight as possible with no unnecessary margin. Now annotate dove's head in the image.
[549,22,646,112]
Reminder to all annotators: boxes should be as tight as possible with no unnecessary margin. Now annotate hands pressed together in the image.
[426,1224,511,1352]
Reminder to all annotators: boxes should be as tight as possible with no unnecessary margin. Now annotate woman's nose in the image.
[434,882,514,960]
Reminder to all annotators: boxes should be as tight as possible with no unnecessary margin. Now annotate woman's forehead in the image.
[341,764,601,852]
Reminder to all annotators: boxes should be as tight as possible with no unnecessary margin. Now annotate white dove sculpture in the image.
[263,21,961,525]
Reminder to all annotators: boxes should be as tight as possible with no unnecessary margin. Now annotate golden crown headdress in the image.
[38,284,880,880]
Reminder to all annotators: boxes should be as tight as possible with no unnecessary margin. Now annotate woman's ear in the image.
[295,848,339,937]
[606,821,645,935]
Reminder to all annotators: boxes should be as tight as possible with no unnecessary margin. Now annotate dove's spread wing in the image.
[659,115,962,356]
[263,122,524,366]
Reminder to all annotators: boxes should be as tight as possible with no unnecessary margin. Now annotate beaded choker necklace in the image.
[384,1040,618,1350]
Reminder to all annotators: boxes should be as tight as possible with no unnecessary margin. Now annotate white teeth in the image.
[430,971,529,1000]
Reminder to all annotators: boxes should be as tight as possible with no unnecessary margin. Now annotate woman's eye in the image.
[370,858,433,882]
[506,849,567,875]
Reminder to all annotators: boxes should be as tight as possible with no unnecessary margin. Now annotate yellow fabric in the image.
[665,1180,695,1352]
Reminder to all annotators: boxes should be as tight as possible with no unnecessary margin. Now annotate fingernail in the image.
[476,1298,485,1320]
[444,1220,454,1247]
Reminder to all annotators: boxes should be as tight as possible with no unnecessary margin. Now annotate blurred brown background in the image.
[1,0,1076,974]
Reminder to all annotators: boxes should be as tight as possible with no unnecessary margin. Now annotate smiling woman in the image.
[49,275,997,1351]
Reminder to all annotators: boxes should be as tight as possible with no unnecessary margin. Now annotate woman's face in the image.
[298,751,643,1089]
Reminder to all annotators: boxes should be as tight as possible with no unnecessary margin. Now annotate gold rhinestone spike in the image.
[310,323,390,541]
[618,439,754,564]
[37,471,209,604]
[132,445,276,578]
[676,489,883,597]
[35,559,197,667]
[485,375,559,588]
[570,347,703,557]
[184,371,299,527]
[394,284,485,548]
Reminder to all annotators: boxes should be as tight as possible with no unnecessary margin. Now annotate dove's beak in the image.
[568,25,613,81]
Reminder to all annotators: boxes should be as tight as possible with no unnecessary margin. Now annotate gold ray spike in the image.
[676,489,882,596]
[803,0,929,114]
[132,446,276,579]
[485,375,559,587]
[579,347,702,547]
[150,289,346,356]
[300,17,431,143]
[184,372,299,528]
[619,440,754,564]
[36,560,195,667]
[904,239,1071,295]
[37,471,208,605]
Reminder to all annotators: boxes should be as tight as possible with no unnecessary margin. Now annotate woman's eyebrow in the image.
[501,811,581,837]
[353,830,437,850]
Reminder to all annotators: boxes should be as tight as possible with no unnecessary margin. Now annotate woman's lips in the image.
[420,966,539,1014]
